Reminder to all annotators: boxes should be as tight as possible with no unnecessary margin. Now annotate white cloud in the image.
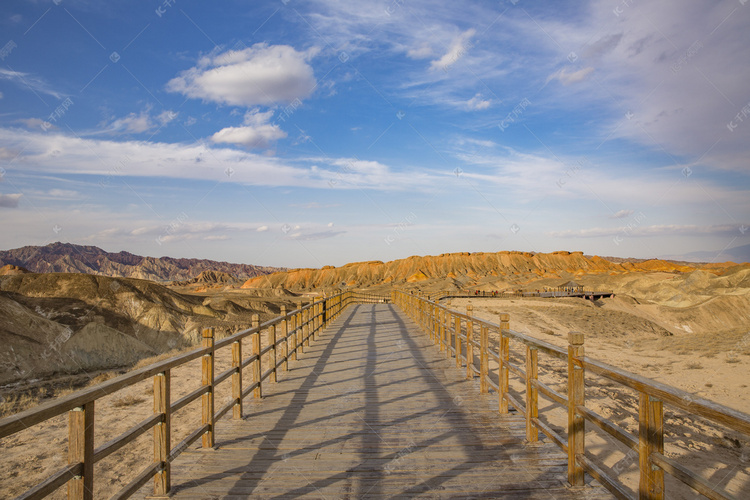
[0,193,22,208]
[256,225,269,232]
[288,230,345,241]
[537,1,750,171]
[211,109,287,149]
[327,222,334,227]
[105,110,154,134]
[157,110,178,126]
[611,209,634,219]
[48,189,79,198]
[430,29,475,72]
[15,118,50,130]
[550,224,749,239]
[465,93,491,110]
[0,68,62,99]
[454,147,748,209]
[98,107,178,135]
[0,128,431,191]
[407,45,433,59]
[546,67,594,86]
[167,43,319,106]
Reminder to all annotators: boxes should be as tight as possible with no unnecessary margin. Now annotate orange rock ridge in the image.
[240,251,739,291]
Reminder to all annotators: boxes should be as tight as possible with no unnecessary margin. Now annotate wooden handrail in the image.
[1,290,388,500]
[393,290,750,500]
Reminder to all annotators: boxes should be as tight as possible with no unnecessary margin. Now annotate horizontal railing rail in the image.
[0,290,387,500]
[394,290,750,500]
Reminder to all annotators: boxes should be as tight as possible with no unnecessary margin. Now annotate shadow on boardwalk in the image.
[144,304,611,499]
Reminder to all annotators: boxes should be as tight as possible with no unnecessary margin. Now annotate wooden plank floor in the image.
[137,304,612,499]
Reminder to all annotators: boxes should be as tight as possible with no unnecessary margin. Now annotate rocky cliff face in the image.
[0,242,283,282]
[241,250,740,291]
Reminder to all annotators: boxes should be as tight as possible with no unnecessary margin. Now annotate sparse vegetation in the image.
[88,371,121,386]
[686,361,703,370]
[111,394,145,408]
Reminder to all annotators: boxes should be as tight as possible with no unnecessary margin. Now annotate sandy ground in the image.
[447,297,749,499]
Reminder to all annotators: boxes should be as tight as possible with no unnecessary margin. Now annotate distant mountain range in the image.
[660,243,750,265]
[0,242,283,282]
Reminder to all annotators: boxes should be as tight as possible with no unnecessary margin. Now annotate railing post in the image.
[290,305,298,360]
[466,304,474,379]
[323,294,328,327]
[437,303,442,349]
[480,325,488,393]
[232,339,242,419]
[296,301,304,354]
[68,401,94,500]
[455,314,462,368]
[251,316,262,399]
[639,394,664,499]
[201,327,215,448]
[269,322,277,383]
[526,346,539,443]
[427,301,431,339]
[281,306,289,371]
[499,313,510,414]
[309,301,315,342]
[440,306,448,357]
[567,331,585,486]
[154,370,171,495]
[315,299,321,339]
[303,303,310,347]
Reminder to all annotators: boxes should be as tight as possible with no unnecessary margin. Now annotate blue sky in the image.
[0,0,748,268]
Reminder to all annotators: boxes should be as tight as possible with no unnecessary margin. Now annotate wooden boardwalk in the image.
[138,304,612,499]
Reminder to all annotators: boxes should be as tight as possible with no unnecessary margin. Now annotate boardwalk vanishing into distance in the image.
[137,303,610,499]
[4,290,748,499]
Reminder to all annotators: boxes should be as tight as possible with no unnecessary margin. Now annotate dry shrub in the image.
[87,371,120,386]
[111,395,145,408]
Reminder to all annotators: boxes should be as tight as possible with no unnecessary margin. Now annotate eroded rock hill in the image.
[241,250,741,291]
[0,273,279,384]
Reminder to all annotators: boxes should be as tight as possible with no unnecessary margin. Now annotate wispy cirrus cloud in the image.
[546,67,594,86]
[0,68,63,99]
[550,224,749,239]
[0,128,435,191]
[430,28,476,72]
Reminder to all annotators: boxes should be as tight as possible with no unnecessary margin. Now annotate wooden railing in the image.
[394,291,750,500]
[431,290,614,300]
[0,291,388,500]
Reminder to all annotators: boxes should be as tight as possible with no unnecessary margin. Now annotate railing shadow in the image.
[168,303,590,498]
